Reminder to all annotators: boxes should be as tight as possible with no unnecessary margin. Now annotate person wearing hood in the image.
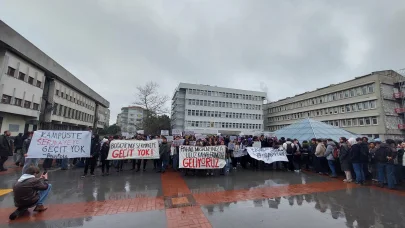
[81,134,100,178]
[157,136,169,173]
[375,139,397,189]
[283,138,295,171]
[324,139,337,178]
[350,138,366,185]
[9,166,51,220]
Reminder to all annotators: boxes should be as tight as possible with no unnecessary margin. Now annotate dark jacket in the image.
[375,143,397,164]
[397,149,404,166]
[0,134,11,157]
[14,133,24,149]
[90,137,101,158]
[350,143,362,163]
[13,175,49,208]
[22,138,32,155]
[339,143,351,171]
[159,142,170,161]
[360,142,370,163]
[100,141,110,160]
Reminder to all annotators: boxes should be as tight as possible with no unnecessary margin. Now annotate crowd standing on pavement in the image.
[1,129,405,220]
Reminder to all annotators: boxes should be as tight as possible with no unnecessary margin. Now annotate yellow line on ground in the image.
[0,189,13,196]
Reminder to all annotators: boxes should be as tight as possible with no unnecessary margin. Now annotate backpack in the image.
[333,147,339,159]
[286,143,294,155]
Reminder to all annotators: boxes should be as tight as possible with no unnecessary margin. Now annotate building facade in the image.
[171,83,267,135]
[264,70,405,140]
[0,20,109,135]
[116,106,145,134]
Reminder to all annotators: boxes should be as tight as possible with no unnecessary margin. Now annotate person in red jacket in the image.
[9,166,52,220]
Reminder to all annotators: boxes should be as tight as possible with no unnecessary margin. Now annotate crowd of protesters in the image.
[1,130,404,190]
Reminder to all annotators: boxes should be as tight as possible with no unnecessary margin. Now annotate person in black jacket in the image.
[350,138,366,185]
[13,133,24,166]
[375,139,397,189]
[0,130,12,171]
[81,134,100,178]
[361,137,371,180]
[100,138,111,176]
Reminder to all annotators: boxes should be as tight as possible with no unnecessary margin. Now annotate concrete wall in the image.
[0,112,35,136]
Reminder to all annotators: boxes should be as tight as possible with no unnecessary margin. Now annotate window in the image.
[347,119,352,126]
[352,104,358,112]
[370,100,376,109]
[350,89,355,97]
[344,90,349,98]
[334,121,339,127]
[358,103,363,111]
[28,77,34,85]
[352,118,358,126]
[362,86,367,95]
[18,72,25,81]
[341,119,346,127]
[7,67,16,76]
[368,84,374,93]
[36,80,42,88]
[340,106,345,113]
[61,92,65,98]
[356,88,362,96]
[33,103,39,110]
[59,105,63,116]
[14,98,22,106]
[372,117,378,125]
[346,105,351,112]
[24,101,31,108]
[359,118,365,126]
[1,95,11,104]
[365,117,371,125]
[56,90,60,96]
[363,102,369,110]
[53,104,58,115]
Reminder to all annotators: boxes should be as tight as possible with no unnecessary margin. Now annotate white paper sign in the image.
[26,131,91,159]
[233,149,247,158]
[172,129,182,136]
[137,130,144,134]
[179,145,226,169]
[161,130,169,136]
[184,130,194,136]
[246,147,288,164]
[253,141,262,148]
[107,140,159,160]
[166,136,174,142]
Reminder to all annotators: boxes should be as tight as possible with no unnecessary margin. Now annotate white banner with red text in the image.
[246,147,288,164]
[26,131,91,159]
[107,140,159,160]
[179,145,226,169]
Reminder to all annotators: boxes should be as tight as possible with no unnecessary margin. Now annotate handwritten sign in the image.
[196,135,206,140]
[166,136,174,142]
[107,140,159,160]
[171,139,185,147]
[253,141,262,148]
[233,149,247,157]
[179,145,226,169]
[161,130,169,136]
[26,131,91,159]
[184,130,194,136]
[230,136,237,141]
[137,130,144,134]
[246,147,288,164]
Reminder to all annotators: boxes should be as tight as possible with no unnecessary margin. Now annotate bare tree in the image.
[133,82,169,134]
[134,81,169,115]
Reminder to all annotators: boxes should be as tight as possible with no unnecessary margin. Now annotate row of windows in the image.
[187,88,263,101]
[268,116,379,131]
[6,66,42,88]
[55,89,95,111]
[268,84,375,113]
[186,121,262,130]
[268,100,377,122]
[1,94,40,110]
[52,103,94,123]
[187,99,261,110]
[186,109,262,120]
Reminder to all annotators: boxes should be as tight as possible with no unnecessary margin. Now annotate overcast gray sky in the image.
[1,0,404,125]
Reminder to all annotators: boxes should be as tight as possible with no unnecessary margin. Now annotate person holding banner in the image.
[157,136,170,173]
[81,134,100,178]
[100,137,111,176]
[21,132,37,174]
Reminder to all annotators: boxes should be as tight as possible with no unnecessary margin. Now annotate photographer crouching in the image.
[9,166,52,220]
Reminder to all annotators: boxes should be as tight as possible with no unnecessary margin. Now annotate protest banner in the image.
[172,129,182,136]
[233,149,247,158]
[166,136,174,142]
[136,130,144,134]
[107,140,159,160]
[189,141,196,146]
[179,145,226,169]
[26,131,91,159]
[253,141,262,148]
[184,130,194,136]
[230,136,237,141]
[196,135,206,140]
[246,147,288,164]
[161,130,169,136]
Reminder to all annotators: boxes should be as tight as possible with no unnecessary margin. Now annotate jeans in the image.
[378,163,396,189]
[353,163,365,183]
[328,160,337,176]
[22,158,39,174]
[13,148,24,164]
[160,159,168,172]
[172,154,179,171]
[37,184,52,205]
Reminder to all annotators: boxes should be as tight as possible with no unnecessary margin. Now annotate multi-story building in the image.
[0,20,109,135]
[171,83,267,135]
[116,106,145,134]
[264,70,405,140]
